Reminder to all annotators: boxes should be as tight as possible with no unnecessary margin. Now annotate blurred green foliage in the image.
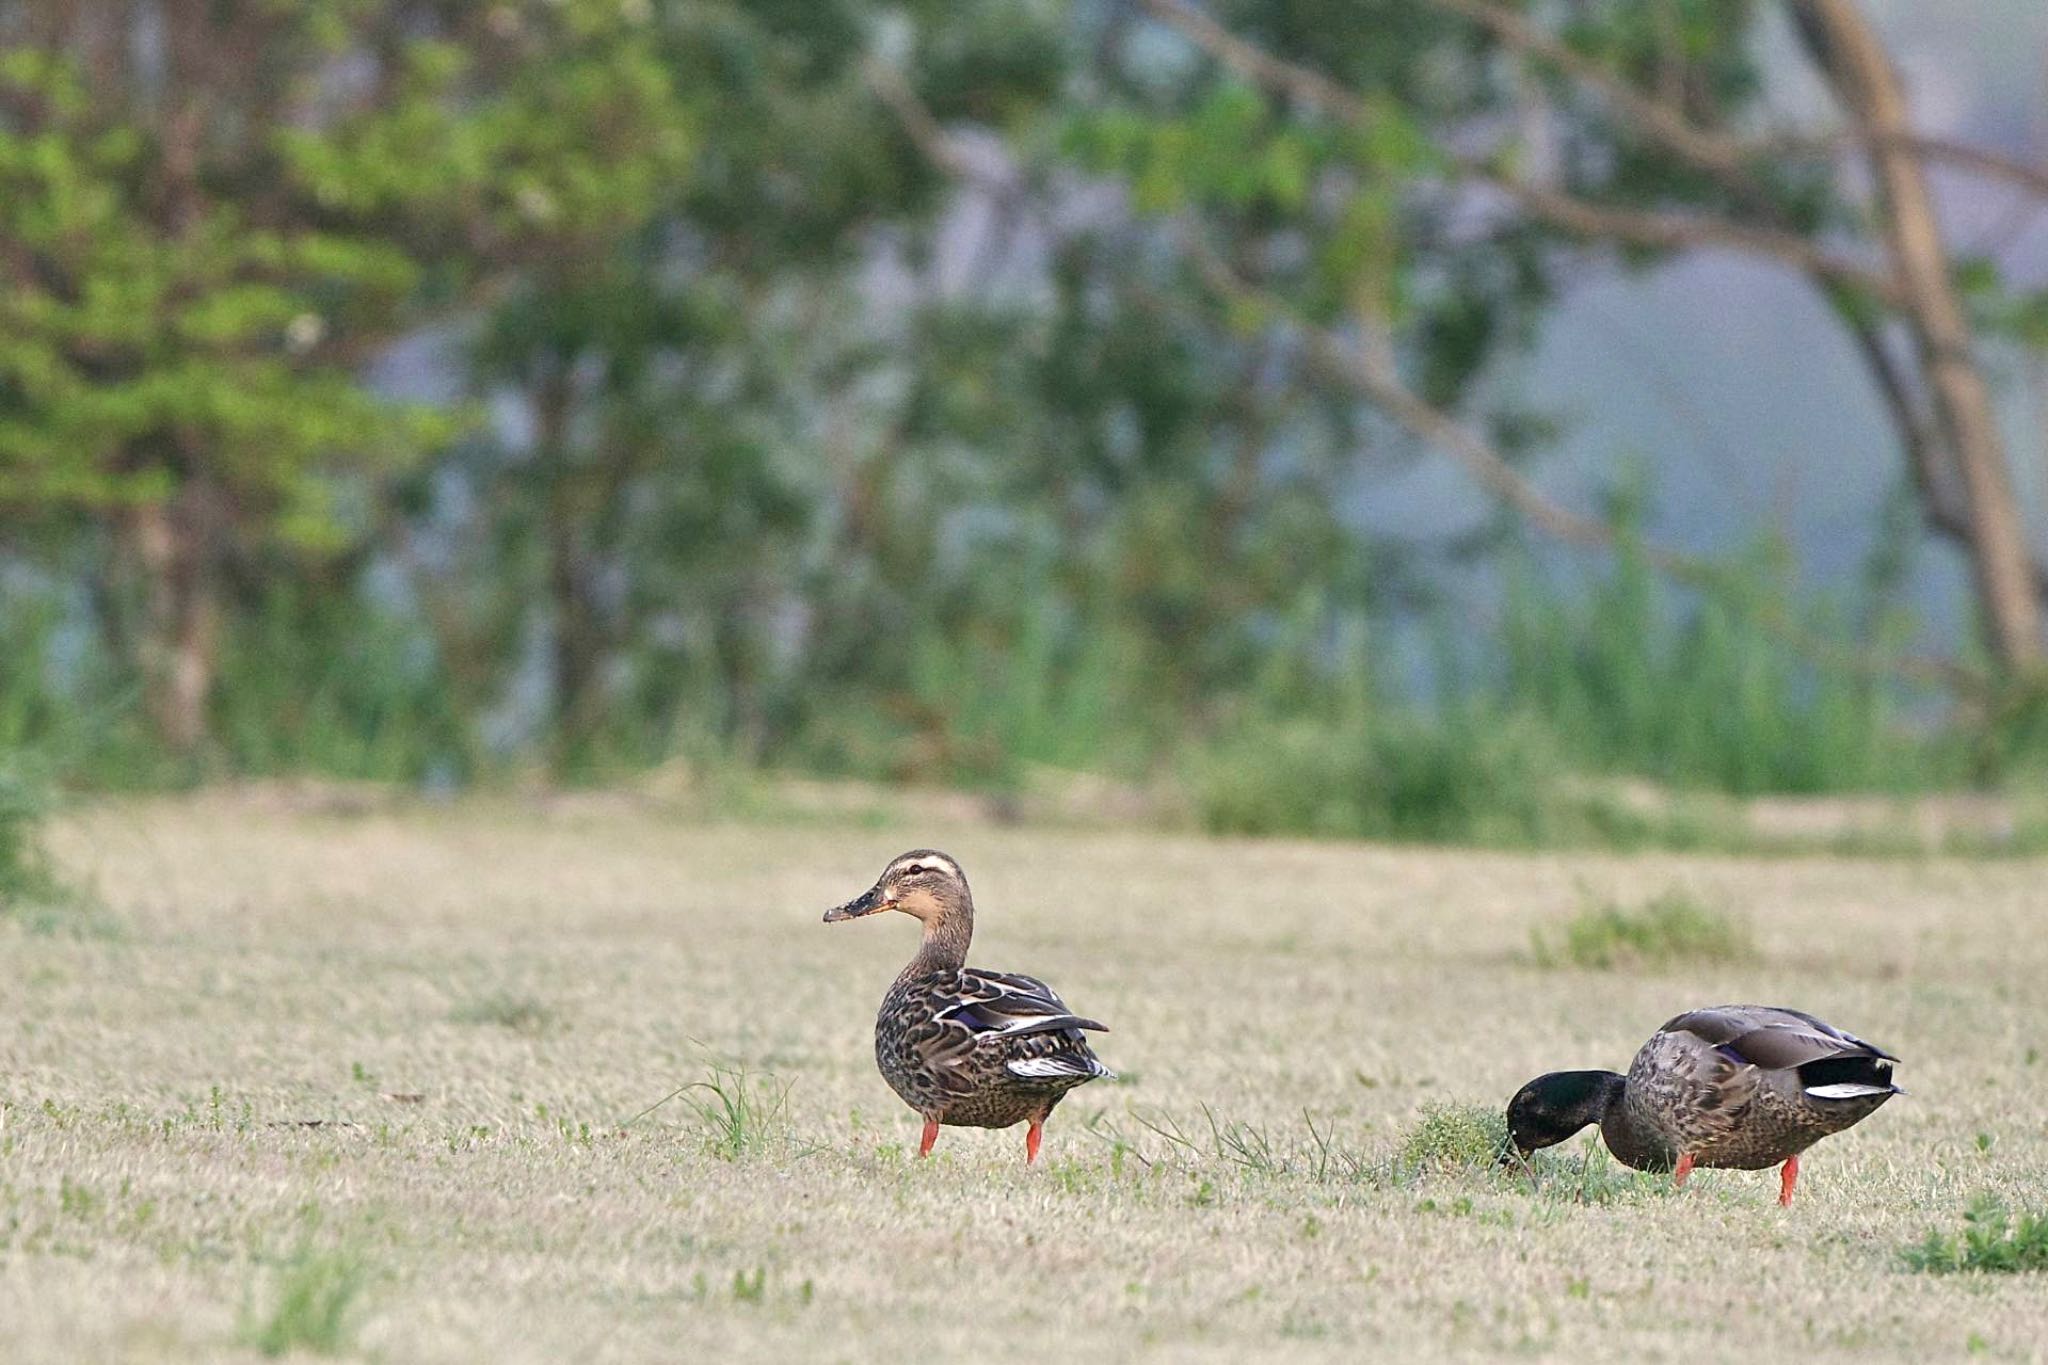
[0,757,76,925]
[0,0,2042,844]
[0,765,48,906]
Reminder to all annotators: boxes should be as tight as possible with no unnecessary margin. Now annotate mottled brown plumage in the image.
[823,850,1111,1162]
[1507,1005,1901,1204]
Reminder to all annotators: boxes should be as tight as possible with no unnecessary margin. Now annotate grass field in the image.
[5,795,2047,1362]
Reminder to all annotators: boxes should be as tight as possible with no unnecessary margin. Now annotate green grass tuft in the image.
[1397,1103,1512,1174]
[1203,1108,1289,1177]
[622,1060,793,1161]
[1390,1103,1679,1207]
[240,1239,368,1357]
[1530,888,1755,970]
[1903,1195,2048,1274]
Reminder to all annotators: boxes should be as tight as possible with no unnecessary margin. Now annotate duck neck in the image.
[904,901,973,977]
[1597,1075,1674,1169]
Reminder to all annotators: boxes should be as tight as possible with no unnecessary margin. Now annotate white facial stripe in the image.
[890,855,961,880]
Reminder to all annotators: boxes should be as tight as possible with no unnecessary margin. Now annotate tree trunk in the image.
[1793,0,2044,670]
[126,488,221,759]
[536,359,603,773]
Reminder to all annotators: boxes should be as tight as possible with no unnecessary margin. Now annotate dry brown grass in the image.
[4,796,2047,1362]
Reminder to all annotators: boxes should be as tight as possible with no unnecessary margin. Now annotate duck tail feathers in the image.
[1799,1051,1901,1100]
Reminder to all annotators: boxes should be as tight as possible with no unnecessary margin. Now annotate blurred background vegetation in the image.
[4,0,2048,847]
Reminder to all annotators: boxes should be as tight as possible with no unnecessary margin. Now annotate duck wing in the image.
[1661,1005,1898,1069]
[937,968,1110,1039]
[1660,1005,1900,1103]
[1628,1023,1763,1153]
[900,968,1110,1095]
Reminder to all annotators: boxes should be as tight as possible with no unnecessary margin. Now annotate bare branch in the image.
[864,58,982,184]
[1134,0,1370,124]
[1182,235,1984,694]
[1481,176,1897,304]
[1868,133,2048,203]
[1827,300,2048,597]
[1828,297,2017,580]
[1759,130,2048,204]
[1184,243,1620,554]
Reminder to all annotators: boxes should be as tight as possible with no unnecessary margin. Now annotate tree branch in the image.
[1479,175,1897,304]
[1182,235,1984,695]
[1822,294,2048,597]
[865,58,982,184]
[1430,0,2048,645]
[1425,0,1751,184]
[1135,0,1371,126]
[1429,0,2048,204]
[1870,133,2048,202]
[1133,0,1902,307]
[864,38,1986,696]
[1792,0,2043,667]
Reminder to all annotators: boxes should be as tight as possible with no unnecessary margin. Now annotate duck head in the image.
[1505,1069,1626,1159]
[823,850,973,928]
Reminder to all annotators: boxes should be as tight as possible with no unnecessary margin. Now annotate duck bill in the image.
[823,885,894,922]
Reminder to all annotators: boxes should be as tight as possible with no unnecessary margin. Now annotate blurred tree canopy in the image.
[0,0,702,752]
[2,0,2046,826]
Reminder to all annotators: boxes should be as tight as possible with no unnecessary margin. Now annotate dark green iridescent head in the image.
[1505,1070,1626,1157]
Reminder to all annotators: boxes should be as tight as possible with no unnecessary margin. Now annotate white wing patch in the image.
[1007,1056,1111,1080]
[1805,1082,1894,1099]
[934,1002,1043,1035]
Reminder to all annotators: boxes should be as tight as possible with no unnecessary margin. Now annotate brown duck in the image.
[823,850,1111,1163]
[1506,1005,1902,1204]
